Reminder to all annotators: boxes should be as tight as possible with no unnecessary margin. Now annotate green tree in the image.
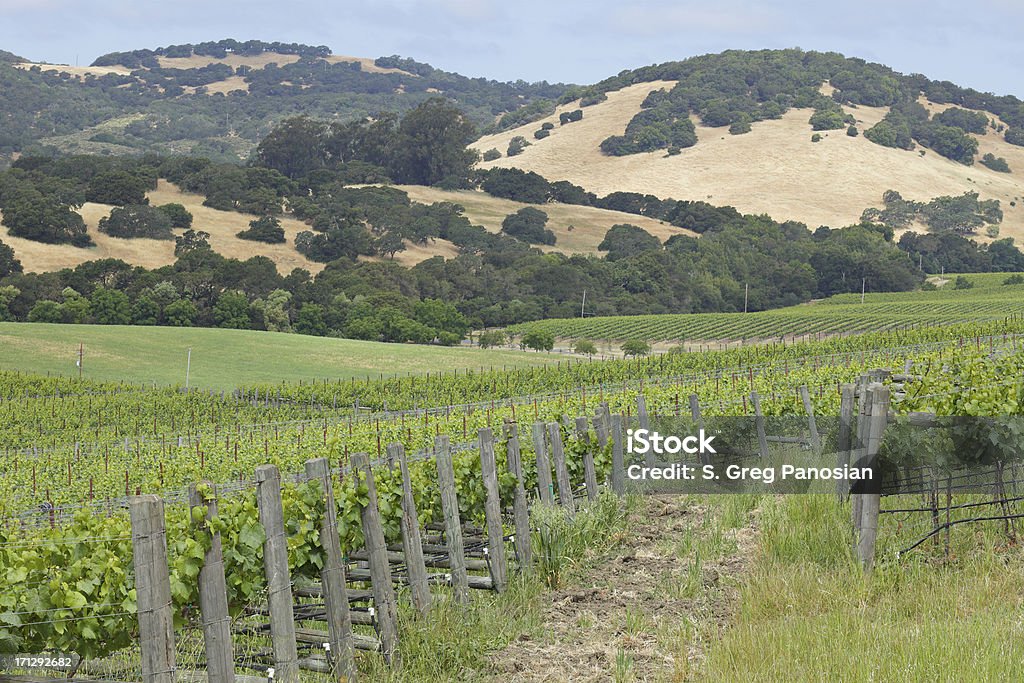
[157,203,193,228]
[251,289,292,332]
[597,224,661,261]
[164,298,198,326]
[237,215,285,243]
[477,330,506,348]
[131,292,160,325]
[99,205,174,240]
[213,291,251,329]
[88,286,131,324]
[521,329,554,351]
[27,300,63,323]
[413,299,468,338]
[621,339,651,357]
[507,136,530,157]
[573,339,598,356]
[86,170,149,205]
[61,287,90,323]
[175,229,212,256]
[253,116,327,180]
[501,207,555,245]
[0,239,22,277]
[0,285,19,321]
[295,302,328,336]
[392,98,478,186]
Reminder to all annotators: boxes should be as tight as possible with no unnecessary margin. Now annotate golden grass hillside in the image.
[15,52,415,93]
[1,181,324,275]
[394,185,695,254]
[473,82,1024,241]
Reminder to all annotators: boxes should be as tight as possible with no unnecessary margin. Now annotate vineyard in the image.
[506,274,1024,343]
[4,317,1024,679]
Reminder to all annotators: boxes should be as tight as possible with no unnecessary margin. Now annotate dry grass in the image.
[13,62,132,78]
[1,181,325,275]
[155,52,415,76]
[395,184,695,255]
[474,82,1024,241]
[196,75,250,94]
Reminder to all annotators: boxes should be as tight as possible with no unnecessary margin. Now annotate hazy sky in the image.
[1,0,1021,96]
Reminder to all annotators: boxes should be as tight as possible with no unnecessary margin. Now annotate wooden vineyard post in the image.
[547,422,577,514]
[351,453,400,663]
[505,425,532,571]
[129,495,176,683]
[800,385,822,453]
[856,384,889,571]
[532,422,554,504]
[389,444,431,614]
[187,484,235,683]
[303,458,358,681]
[478,429,508,592]
[637,394,652,466]
[611,414,626,496]
[434,436,470,603]
[575,417,599,501]
[851,378,870,537]
[836,384,856,499]
[255,465,300,683]
[592,408,610,449]
[750,391,770,458]
[689,394,710,466]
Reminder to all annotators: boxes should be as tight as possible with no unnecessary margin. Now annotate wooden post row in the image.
[386,444,431,614]
[303,458,358,682]
[129,495,176,683]
[434,436,470,603]
[547,422,576,515]
[504,425,533,571]
[350,453,400,664]
[187,484,235,683]
[574,417,599,501]
[531,422,555,505]
[255,465,300,683]
[799,385,822,453]
[750,391,770,458]
[856,384,889,571]
[611,414,626,497]
[478,429,508,592]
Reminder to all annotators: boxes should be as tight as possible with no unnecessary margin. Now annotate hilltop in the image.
[1,39,568,161]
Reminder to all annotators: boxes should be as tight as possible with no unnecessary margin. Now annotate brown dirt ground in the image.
[484,495,760,682]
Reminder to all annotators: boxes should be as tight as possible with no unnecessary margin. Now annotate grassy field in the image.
[0,323,560,389]
[507,272,1024,343]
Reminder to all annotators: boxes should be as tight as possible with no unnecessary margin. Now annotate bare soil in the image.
[484,495,760,682]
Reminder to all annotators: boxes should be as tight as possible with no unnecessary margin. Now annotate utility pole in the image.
[185,348,192,388]
[580,289,586,318]
[744,283,749,313]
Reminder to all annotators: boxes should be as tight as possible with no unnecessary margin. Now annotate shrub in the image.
[157,203,193,228]
[237,215,286,243]
[541,122,555,130]
[521,329,555,352]
[501,207,555,245]
[477,330,507,348]
[1005,128,1024,147]
[847,125,859,137]
[621,339,650,357]
[980,153,1011,173]
[573,339,597,356]
[507,136,530,156]
[559,109,583,125]
[811,133,822,143]
[98,204,174,240]
[481,148,501,161]
[1003,274,1024,285]
[953,276,974,289]
[534,129,550,140]
[809,109,846,131]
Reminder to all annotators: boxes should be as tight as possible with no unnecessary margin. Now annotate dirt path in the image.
[484,495,761,682]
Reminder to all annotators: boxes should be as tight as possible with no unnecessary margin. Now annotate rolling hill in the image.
[473,83,1024,241]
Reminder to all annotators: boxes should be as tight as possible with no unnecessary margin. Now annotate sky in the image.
[1,0,1021,96]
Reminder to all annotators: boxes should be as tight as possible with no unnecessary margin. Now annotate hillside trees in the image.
[0,241,22,278]
[237,216,286,243]
[501,207,555,245]
[98,205,175,239]
[598,224,662,260]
